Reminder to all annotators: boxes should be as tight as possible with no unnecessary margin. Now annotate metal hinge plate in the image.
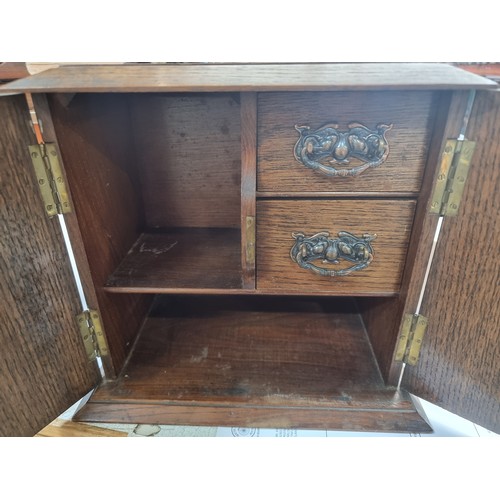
[245,215,256,264]
[395,313,428,366]
[430,139,475,217]
[76,310,109,362]
[29,143,71,217]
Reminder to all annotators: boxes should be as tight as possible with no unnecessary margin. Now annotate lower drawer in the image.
[256,199,416,295]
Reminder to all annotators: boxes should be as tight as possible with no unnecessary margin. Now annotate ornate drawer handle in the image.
[294,122,393,177]
[290,231,377,277]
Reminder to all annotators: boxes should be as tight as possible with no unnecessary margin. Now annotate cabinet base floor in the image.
[75,296,431,432]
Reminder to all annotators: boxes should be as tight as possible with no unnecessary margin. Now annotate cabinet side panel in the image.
[47,94,153,375]
[403,90,500,433]
[0,95,99,436]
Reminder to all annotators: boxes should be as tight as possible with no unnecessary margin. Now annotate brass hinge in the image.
[395,313,428,366]
[29,143,71,217]
[245,215,256,265]
[430,139,475,217]
[76,310,109,362]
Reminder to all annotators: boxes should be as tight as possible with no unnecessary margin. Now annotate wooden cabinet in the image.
[0,63,498,436]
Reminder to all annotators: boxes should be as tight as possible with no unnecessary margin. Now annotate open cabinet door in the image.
[402,89,500,433]
[0,95,100,436]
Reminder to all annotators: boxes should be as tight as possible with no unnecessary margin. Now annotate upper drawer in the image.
[257,91,438,194]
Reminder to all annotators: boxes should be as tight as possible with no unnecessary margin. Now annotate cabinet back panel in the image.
[130,94,241,229]
[49,93,152,374]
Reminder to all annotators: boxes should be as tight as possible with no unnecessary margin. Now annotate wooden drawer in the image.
[257,91,437,194]
[256,199,416,294]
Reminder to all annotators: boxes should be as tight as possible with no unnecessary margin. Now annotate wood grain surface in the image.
[30,93,119,374]
[0,95,99,436]
[0,63,494,93]
[358,91,466,382]
[381,91,479,384]
[76,295,430,431]
[3,65,494,434]
[258,91,437,193]
[257,199,416,294]
[48,93,153,375]
[99,296,384,400]
[75,399,430,432]
[105,229,242,291]
[129,93,241,229]
[403,89,500,433]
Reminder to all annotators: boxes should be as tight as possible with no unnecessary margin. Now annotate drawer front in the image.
[257,91,437,193]
[256,200,416,294]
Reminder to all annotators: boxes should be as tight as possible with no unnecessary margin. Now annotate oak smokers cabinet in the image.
[0,64,498,436]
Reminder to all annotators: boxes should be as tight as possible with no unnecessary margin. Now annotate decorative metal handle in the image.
[294,122,393,177]
[290,231,377,277]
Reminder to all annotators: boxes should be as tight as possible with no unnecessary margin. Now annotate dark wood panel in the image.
[96,296,383,401]
[129,93,241,229]
[75,398,431,433]
[48,93,153,375]
[0,95,99,436]
[106,229,242,291]
[0,63,494,93]
[381,91,476,384]
[357,296,402,382]
[360,91,466,382]
[257,199,416,294]
[403,90,500,433]
[258,91,437,193]
[76,295,429,431]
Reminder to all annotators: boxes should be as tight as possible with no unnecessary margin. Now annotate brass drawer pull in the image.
[294,122,393,177]
[290,231,376,276]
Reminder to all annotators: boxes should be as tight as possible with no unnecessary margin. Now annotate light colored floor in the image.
[41,393,497,437]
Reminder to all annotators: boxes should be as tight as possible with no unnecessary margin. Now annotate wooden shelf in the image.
[1,63,495,93]
[74,296,431,432]
[105,229,242,293]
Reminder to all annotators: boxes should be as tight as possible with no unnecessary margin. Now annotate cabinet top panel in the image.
[0,63,496,93]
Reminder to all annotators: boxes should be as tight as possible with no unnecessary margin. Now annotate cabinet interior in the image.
[48,91,431,424]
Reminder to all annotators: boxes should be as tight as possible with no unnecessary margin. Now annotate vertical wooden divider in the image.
[241,93,257,289]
